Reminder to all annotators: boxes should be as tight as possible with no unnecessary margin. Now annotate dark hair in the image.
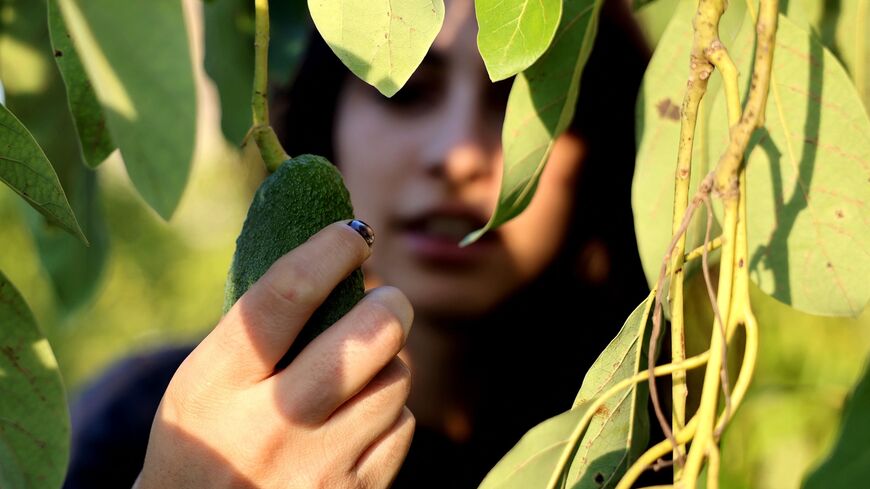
[274,0,656,482]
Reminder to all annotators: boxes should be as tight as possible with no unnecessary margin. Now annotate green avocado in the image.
[224,154,365,366]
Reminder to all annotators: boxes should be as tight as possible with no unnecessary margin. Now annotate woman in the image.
[66,0,652,487]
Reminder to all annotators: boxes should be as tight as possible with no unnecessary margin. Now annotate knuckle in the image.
[363,301,406,354]
[262,258,318,309]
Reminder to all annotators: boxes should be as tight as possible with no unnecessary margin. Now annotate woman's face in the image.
[335,0,584,320]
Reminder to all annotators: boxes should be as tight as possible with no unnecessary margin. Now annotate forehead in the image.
[431,0,478,55]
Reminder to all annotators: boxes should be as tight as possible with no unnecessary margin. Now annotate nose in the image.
[419,79,496,185]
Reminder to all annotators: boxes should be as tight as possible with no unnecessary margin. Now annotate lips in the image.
[395,205,497,265]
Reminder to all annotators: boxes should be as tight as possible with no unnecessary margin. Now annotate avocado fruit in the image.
[224,154,365,367]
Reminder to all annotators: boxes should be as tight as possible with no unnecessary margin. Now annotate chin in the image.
[404,276,509,321]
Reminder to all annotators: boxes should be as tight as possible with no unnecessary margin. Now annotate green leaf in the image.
[463,0,603,246]
[0,271,70,489]
[802,359,870,488]
[475,0,562,82]
[631,0,746,287]
[479,407,592,489]
[47,0,114,168]
[0,103,87,244]
[0,0,108,310]
[56,0,196,220]
[565,296,652,488]
[204,0,309,144]
[478,296,652,488]
[307,0,445,97]
[706,14,870,317]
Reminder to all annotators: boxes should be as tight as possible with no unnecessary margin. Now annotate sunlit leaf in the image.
[0,104,86,244]
[802,359,870,488]
[479,297,651,488]
[633,0,678,49]
[47,0,114,168]
[308,0,445,97]
[706,14,870,317]
[475,0,562,81]
[56,0,196,220]
[631,0,747,287]
[792,0,870,109]
[0,271,70,489]
[463,0,602,246]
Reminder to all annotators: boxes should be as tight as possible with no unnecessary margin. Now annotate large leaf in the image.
[308,0,445,97]
[802,359,870,488]
[631,0,747,287]
[0,103,86,243]
[705,14,870,317]
[478,407,591,489]
[56,0,196,220]
[793,0,870,109]
[475,0,562,82]
[478,297,651,488]
[47,0,114,168]
[0,271,70,489]
[204,0,310,145]
[463,0,602,245]
[565,297,652,488]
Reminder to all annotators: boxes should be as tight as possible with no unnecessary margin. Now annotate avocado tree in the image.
[0,0,868,488]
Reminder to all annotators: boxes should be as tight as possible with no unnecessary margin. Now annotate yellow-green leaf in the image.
[0,271,70,489]
[706,14,870,317]
[464,0,602,246]
[475,0,562,81]
[308,0,445,97]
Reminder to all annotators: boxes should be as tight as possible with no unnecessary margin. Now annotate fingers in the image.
[272,286,413,423]
[194,221,373,383]
[354,407,416,489]
[326,358,412,458]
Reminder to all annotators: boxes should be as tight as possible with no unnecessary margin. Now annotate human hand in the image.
[134,222,415,489]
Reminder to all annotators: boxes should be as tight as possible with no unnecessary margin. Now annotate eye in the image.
[382,74,443,110]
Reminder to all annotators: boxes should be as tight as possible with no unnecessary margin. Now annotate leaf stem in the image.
[252,0,289,172]
[681,0,779,485]
[664,0,731,471]
[685,236,723,263]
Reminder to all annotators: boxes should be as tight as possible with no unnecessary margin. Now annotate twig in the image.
[685,237,723,263]
[701,196,732,435]
[647,172,715,467]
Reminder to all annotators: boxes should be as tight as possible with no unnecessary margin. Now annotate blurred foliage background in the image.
[0,0,868,488]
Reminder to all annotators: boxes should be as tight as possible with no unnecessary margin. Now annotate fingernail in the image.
[348,219,375,247]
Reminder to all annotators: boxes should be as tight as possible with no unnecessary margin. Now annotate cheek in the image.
[335,89,402,222]
[498,134,584,279]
